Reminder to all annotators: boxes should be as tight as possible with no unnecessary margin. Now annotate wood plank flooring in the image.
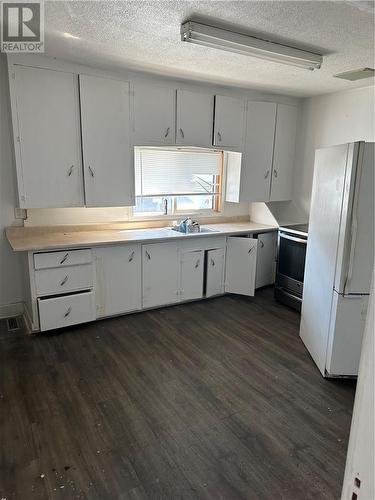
[0,288,356,500]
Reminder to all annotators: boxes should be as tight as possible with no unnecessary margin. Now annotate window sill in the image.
[131,211,222,222]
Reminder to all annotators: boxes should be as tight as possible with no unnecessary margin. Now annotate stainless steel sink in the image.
[166,226,218,234]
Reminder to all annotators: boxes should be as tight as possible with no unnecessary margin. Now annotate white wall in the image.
[293,86,375,216]
[0,54,24,313]
[341,271,374,500]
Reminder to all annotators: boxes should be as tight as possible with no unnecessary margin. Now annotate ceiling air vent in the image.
[334,68,375,81]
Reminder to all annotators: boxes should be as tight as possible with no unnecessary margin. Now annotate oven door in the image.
[276,232,307,296]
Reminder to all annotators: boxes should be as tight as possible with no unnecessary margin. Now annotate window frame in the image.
[131,148,224,220]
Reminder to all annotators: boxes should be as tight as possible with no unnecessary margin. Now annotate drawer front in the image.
[34,249,92,270]
[35,264,93,297]
[38,291,96,331]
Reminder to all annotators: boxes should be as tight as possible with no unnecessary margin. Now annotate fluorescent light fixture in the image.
[181,21,323,71]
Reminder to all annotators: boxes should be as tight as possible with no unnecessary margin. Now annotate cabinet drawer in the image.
[38,291,95,331]
[34,249,92,270]
[35,264,93,296]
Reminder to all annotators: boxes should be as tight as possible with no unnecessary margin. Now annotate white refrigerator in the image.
[300,142,374,377]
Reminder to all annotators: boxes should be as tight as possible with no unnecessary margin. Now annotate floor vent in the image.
[7,317,20,331]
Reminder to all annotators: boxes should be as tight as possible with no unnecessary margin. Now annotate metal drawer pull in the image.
[260,241,264,248]
[60,275,69,286]
[64,306,72,318]
[264,170,270,179]
[88,165,95,177]
[211,258,215,266]
[145,250,151,260]
[195,259,200,269]
[273,169,278,178]
[60,253,69,264]
[68,165,75,177]
[129,251,135,262]
[179,128,185,138]
[217,131,222,142]
[164,127,170,138]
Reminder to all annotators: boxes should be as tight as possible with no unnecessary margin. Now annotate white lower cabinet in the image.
[38,291,96,332]
[94,245,141,318]
[28,231,276,332]
[206,248,225,297]
[225,237,258,296]
[180,250,204,301]
[142,242,180,308]
[255,232,277,289]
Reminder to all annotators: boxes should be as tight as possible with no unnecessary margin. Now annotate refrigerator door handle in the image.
[344,144,364,295]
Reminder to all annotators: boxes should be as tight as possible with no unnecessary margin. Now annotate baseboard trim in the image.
[0,302,24,319]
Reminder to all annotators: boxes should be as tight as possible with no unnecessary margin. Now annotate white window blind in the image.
[135,148,222,197]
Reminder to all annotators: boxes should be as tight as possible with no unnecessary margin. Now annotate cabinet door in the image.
[270,104,298,202]
[255,232,277,289]
[14,66,83,208]
[95,245,141,318]
[133,84,175,144]
[176,90,213,147]
[225,237,258,296]
[180,250,204,301]
[213,95,245,149]
[206,248,225,297]
[142,243,179,308]
[241,101,277,202]
[80,75,133,207]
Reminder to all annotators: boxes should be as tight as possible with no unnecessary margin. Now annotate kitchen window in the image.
[133,147,223,218]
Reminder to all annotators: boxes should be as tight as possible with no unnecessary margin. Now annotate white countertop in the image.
[6,221,278,252]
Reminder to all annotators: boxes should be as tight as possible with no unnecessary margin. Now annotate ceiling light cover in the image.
[334,68,375,81]
[181,21,323,71]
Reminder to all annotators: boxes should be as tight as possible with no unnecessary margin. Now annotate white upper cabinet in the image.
[176,90,214,147]
[213,95,245,149]
[241,101,277,202]
[225,237,258,296]
[94,245,141,318]
[270,104,298,201]
[13,66,83,208]
[180,250,204,301]
[225,101,298,203]
[142,242,180,309]
[79,75,133,207]
[133,84,175,145]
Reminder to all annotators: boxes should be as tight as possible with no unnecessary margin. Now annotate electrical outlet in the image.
[14,208,27,220]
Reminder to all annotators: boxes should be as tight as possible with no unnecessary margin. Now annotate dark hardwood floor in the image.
[0,288,356,500]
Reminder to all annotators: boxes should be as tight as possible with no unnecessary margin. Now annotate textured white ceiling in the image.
[44,0,375,97]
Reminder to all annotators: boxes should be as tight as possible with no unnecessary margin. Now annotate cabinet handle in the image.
[129,251,135,262]
[68,165,75,177]
[179,128,185,139]
[60,275,69,286]
[260,240,264,248]
[64,306,72,318]
[217,131,222,142]
[195,259,200,269]
[60,253,69,264]
[264,170,270,179]
[88,165,95,177]
[210,258,215,266]
[145,250,151,260]
[273,169,278,178]
[164,127,170,138]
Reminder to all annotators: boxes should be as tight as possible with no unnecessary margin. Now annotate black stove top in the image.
[279,223,309,236]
